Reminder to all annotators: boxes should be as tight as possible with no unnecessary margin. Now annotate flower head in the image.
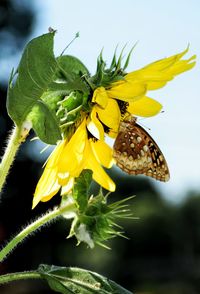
[33,46,196,207]
[91,47,196,138]
[69,192,133,249]
[62,171,134,248]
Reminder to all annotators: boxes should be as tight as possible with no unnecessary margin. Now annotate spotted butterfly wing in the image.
[113,116,170,182]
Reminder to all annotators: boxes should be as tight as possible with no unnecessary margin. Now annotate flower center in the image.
[117,100,129,117]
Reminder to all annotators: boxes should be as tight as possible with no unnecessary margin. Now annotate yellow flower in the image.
[33,47,195,208]
[33,119,115,208]
[92,48,196,137]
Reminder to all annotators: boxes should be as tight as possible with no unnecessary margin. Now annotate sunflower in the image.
[91,47,196,138]
[33,47,195,207]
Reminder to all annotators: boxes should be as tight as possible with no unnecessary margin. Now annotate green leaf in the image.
[73,170,92,213]
[48,79,88,93]
[7,32,62,144]
[41,91,63,112]
[28,100,61,144]
[55,55,90,94]
[38,264,133,294]
[57,55,90,79]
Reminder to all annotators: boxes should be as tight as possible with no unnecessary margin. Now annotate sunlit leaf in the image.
[57,55,90,79]
[7,32,61,144]
[38,264,133,294]
[48,80,88,93]
[28,101,61,145]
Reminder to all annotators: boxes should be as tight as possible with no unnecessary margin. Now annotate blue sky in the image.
[29,0,200,202]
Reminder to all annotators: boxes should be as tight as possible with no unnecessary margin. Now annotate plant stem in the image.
[0,125,25,193]
[0,203,76,262]
[0,271,41,285]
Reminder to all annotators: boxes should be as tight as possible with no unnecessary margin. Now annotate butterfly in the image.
[113,116,170,182]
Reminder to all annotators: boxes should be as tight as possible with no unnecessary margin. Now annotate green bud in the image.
[66,171,134,248]
[90,46,136,88]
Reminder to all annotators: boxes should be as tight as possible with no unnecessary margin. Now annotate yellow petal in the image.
[32,140,66,208]
[96,98,121,131]
[126,69,172,90]
[87,107,105,140]
[108,129,118,138]
[44,140,66,169]
[61,177,74,196]
[107,80,146,102]
[90,139,115,168]
[127,96,162,117]
[58,120,87,176]
[164,55,196,76]
[32,168,60,208]
[142,47,190,71]
[84,142,115,191]
[57,172,70,185]
[92,87,109,108]
[125,48,196,91]
[144,81,168,91]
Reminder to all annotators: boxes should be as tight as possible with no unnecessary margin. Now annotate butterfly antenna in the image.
[138,108,165,130]
[140,122,151,131]
[138,109,165,126]
[137,118,151,131]
[60,32,80,56]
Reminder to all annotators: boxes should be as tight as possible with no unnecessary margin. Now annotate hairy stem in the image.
[0,271,41,285]
[0,202,76,262]
[0,124,29,193]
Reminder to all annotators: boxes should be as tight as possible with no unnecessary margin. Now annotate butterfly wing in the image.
[113,118,170,182]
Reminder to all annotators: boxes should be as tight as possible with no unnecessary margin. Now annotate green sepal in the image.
[91,50,106,87]
[69,185,134,248]
[73,170,92,213]
[110,45,118,70]
[90,45,138,89]
[59,91,83,113]
[7,32,62,144]
[56,55,90,94]
[122,43,138,71]
[115,44,126,71]
[41,91,63,112]
[38,264,133,294]
[90,50,125,88]
[58,92,91,131]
